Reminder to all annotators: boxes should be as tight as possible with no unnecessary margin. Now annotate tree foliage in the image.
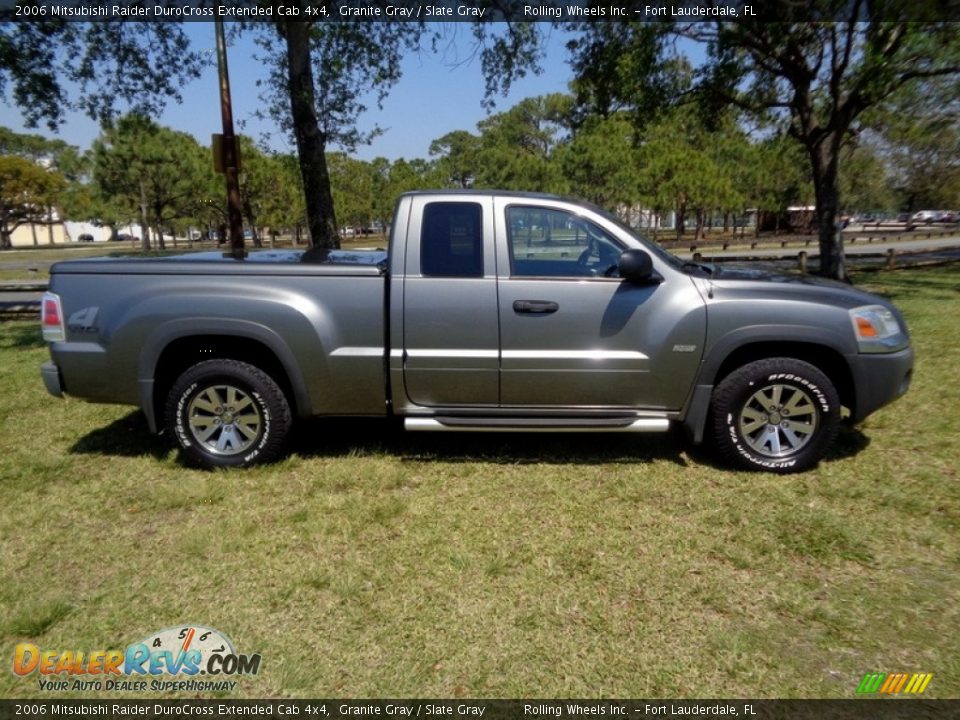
[0,154,66,248]
[472,94,573,192]
[92,114,209,249]
[252,19,425,249]
[429,131,482,189]
[566,12,960,278]
[328,152,375,232]
[557,113,640,209]
[838,140,897,215]
[635,109,742,239]
[0,126,84,243]
[865,75,960,212]
[0,23,203,131]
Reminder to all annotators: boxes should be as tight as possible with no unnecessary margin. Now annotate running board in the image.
[404,417,670,433]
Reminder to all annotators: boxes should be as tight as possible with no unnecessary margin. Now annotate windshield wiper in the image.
[682,260,714,275]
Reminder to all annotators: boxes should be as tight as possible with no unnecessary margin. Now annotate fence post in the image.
[886,248,896,269]
[798,251,808,274]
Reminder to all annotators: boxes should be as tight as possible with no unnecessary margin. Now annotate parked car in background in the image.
[911,210,937,224]
[77,233,94,243]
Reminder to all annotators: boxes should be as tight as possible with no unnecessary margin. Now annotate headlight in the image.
[849,305,904,353]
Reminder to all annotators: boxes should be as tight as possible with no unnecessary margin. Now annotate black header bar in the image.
[1,0,958,23]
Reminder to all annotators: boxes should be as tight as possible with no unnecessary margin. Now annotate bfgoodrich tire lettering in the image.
[165,359,292,469]
[711,358,840,473]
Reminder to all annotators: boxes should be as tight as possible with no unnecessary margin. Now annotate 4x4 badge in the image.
[67,306,99,332]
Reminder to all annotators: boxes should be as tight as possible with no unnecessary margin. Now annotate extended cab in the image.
[40,191,913,472]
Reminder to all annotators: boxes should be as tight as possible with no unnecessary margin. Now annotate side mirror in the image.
[617,249,660,284]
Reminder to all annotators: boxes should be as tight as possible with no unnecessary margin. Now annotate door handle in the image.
[513,300,559,314]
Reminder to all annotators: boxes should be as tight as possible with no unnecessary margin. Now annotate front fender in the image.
[697,324,854,387]
[681,324,855,445]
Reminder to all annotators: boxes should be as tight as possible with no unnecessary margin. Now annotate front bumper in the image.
[847,346,914,422]
[41,361,64,398]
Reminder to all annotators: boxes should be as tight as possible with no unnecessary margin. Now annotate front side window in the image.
[507,206,623,278]
[421,202,483,277]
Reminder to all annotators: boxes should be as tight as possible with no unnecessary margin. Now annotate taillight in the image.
[41,292,65,342]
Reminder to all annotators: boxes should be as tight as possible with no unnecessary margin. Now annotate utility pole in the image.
[214,19,245,260]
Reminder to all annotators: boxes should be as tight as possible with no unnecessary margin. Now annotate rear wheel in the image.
[165,359,292,468]
[712,358,839,473]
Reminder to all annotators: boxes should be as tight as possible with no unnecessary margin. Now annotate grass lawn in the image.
[0,265,957,699]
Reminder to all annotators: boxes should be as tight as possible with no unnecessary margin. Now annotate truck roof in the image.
[400,189,570,202]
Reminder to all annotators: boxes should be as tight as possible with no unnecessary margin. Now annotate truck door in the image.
[495,200,704,410]
[401,196,499,407]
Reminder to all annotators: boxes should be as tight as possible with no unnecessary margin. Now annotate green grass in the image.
[0,265,958,699]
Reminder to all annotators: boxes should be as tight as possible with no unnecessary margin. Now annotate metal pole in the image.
[215,19,245,260]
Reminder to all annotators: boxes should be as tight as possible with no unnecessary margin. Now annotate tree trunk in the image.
[47,206,54,244]
[809,139,848,281]
[138,179,151,251]
[0,209,10,248]
[282,21,339,250]
[31,223,38,246]
[152,206,166,250]
[241,194,263,248]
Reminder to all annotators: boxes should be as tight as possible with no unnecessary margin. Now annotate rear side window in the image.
[421,202,483,277]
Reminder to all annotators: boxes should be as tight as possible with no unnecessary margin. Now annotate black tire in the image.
[711,358,840,473]
[165,359,292,469]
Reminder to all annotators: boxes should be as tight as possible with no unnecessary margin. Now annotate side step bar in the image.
[405,417,670,433]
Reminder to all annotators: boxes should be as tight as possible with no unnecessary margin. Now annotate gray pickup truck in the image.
[40,191,913,472]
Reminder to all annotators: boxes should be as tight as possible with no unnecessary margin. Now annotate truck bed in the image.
[47,249,389,424]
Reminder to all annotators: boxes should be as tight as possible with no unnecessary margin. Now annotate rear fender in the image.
[137,319,310,433]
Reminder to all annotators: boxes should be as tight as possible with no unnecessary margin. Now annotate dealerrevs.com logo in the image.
[12,625,261,693]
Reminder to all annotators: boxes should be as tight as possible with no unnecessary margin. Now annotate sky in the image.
[0,22,576,162]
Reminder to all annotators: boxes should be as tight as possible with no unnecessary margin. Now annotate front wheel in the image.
[711,358,840,473]
[165,359,292,469]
